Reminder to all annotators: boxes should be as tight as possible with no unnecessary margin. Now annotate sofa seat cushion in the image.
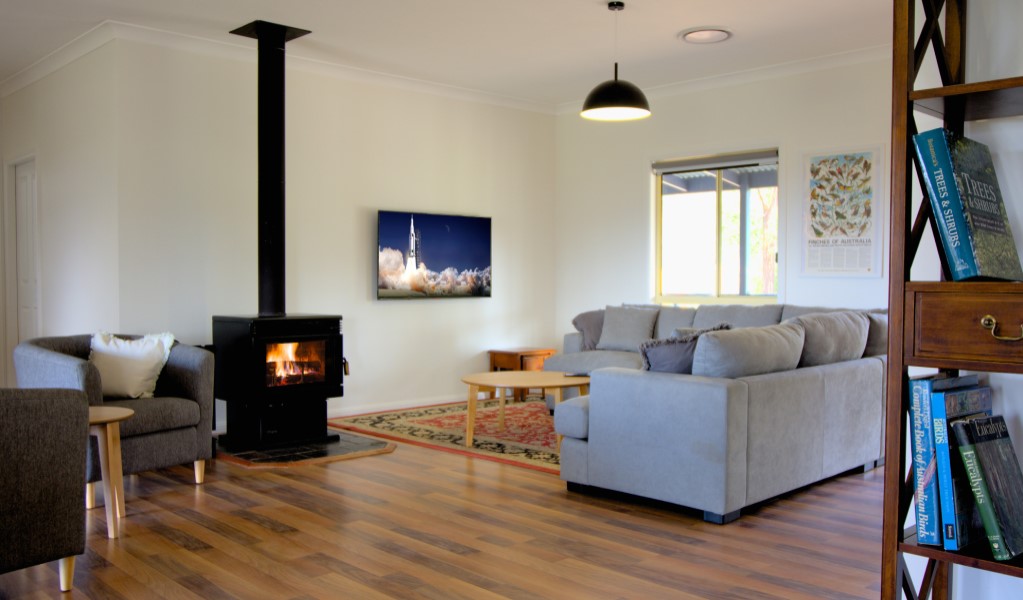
[692,322,804,378]
[103,397,200,437]
[554,396,590,439]
[544,350,643,374]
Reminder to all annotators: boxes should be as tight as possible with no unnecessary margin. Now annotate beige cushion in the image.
[787,311,869,367]
[89,332,175,398]
[596,305,659,352]
[692,322,804,378]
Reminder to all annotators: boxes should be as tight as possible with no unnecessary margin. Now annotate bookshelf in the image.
[883,1,1023,598]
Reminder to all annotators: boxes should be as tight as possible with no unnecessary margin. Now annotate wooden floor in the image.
[1,442,884,599]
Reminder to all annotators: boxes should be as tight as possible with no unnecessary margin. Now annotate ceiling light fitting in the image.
[581,1,651,122]
[679,27,732,44]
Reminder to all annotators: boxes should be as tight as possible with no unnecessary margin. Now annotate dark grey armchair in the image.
[14,335,214,488]
[0,387,88,592]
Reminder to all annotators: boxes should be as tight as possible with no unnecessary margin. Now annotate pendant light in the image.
[581,1,651,121]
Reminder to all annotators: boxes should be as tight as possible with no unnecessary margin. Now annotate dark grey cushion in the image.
[572,310,605,351]
[639,323,732,373]
[596,305,659,352]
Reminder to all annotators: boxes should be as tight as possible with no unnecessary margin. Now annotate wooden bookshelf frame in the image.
[883,1,1023,598]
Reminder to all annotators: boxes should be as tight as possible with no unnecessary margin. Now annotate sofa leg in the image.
[194,460,205,484]
[58,556,75,592]
[703,510,741,524]
[85,482,95,509]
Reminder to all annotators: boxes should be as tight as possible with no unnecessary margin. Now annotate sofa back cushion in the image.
[786,311,869,367]
[596,305,659,352]
[572,309,605,350]
[692,304,783,329]
[654,306,697,339]
[692,322,804,378]
[864,312,889,356]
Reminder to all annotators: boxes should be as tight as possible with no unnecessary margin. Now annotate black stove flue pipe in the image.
[230,21,310,317]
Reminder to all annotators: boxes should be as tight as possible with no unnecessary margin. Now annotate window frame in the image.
[654,149,780,306]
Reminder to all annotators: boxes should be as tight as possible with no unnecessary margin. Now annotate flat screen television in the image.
[377,210,492,299]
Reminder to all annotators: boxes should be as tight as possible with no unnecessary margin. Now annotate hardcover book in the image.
[912,128,1023,281]
[952,415,1023,561]
[930,386,993,551]
[909,374,981,545]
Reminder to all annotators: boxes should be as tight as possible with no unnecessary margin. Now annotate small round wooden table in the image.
[88,406,134,539]
[460,371,589,448]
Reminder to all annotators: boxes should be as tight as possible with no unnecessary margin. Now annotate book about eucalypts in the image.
[909,373,980,545]
[952,415,1023,561]
[912,128,1023,281]
[930,386,993,551]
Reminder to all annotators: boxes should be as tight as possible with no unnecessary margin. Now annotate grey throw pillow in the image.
[787,310,869,367]
[595,305,659,352]
[863,311,888,356]
[692,322,805,378]
[572,309,605,350]
[640,323,731,373]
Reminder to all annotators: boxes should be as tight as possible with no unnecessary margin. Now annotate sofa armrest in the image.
[0,388,88,572]
[156,344,215,453]
[585,368,750,515]
[563,332,583,354]
[13,341,103,405]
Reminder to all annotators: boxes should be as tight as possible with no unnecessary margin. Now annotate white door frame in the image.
[2,154,40,386]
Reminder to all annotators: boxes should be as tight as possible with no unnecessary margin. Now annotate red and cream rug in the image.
[328,397,559,474]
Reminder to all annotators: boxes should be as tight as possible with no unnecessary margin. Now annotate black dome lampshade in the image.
[580,62,651,121]
[580,2,651,121]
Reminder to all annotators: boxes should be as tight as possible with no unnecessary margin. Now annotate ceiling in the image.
[0,0,892,108]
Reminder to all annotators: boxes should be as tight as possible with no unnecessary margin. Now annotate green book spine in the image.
[952,420,1011,560]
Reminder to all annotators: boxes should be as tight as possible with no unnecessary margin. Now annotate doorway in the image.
[2,157,41,385]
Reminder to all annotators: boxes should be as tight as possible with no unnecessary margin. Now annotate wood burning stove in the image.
[212,21,347,451]
[213,315,344,450]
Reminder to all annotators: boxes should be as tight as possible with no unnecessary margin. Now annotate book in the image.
[952,415,1023,561]
[912,128,1023,281]
[930,385,992,550]
[908,373,981,545]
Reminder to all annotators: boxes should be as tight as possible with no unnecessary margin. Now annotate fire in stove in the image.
[265,340,326,387]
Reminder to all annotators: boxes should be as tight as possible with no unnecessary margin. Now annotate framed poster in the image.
[801,147,884,276]
[377,210,492,299]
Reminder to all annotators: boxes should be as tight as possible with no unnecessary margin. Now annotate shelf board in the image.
[900,534,1023,578]
[911,76,1023,120]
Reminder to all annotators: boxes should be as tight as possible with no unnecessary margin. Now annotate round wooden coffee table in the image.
[88,406,134,539]
[460,370,589,448]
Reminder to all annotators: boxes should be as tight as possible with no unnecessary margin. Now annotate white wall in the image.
[0,34,557,418]
[552,57,893,334]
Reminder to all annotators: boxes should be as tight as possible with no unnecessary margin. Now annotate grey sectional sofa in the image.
[548,304,887,523]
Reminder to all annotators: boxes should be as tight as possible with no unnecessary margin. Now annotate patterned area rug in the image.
[329,397,559,474]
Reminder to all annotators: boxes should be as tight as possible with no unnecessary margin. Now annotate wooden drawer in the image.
[905,282,1023,372]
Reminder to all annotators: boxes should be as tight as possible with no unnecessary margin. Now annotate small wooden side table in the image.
[488,347,556,401]
[88,406,134,539]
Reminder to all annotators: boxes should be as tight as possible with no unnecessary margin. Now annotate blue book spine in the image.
[910,378,940,545]
[912,128,978,280]
[931,386,993,551]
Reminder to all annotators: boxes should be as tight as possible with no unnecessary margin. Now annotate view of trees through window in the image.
[658,163,778,301]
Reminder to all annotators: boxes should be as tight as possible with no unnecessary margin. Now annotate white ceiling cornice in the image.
[3,19,890,118]
[0,20,556,114]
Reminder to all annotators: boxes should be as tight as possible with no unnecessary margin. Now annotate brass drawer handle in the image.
[980,314,1023,342]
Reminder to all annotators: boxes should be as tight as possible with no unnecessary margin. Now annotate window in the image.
[655,150,779,304]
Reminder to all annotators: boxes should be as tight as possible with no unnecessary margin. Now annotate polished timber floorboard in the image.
[0,442,883,599]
